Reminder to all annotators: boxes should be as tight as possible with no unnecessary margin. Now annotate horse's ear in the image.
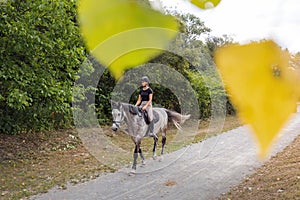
[110,100,121,108]
[110,100,117,107]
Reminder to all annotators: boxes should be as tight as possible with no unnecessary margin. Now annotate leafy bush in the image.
[0,0,86,134]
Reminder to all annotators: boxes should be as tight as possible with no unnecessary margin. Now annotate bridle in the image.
[112,109,124,128]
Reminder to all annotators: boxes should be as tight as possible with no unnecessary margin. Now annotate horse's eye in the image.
[118,113,121,116]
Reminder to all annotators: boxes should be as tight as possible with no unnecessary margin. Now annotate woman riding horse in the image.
[135,76,158,140]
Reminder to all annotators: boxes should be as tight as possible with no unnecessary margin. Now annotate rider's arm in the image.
[135,95,142,106]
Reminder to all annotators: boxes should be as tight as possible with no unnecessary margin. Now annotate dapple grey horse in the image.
[111,101,190,173]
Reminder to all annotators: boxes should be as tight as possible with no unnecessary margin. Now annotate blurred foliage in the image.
[78,0,178,79]
[215,40,300,157]
[191,0,221,10]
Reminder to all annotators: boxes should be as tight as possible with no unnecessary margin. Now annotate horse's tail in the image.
[164,109,190,130]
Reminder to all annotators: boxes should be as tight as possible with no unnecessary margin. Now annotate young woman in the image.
[135,76,158,139]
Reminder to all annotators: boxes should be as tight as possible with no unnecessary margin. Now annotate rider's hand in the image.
[142,106,147,111]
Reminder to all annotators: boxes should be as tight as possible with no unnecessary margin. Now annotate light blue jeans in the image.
[140,101,153,121]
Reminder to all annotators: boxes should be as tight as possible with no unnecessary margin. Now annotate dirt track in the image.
[31,112,300,200]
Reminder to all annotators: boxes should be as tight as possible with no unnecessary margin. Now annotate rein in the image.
[112,120,122,127]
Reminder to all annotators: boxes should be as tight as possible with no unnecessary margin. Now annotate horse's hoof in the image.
[129,169,136,176]
[141,160,146,165]
[152,155,157,160]
[159,156,164,162]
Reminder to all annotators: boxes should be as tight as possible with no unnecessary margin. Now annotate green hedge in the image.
[0,0,86,134]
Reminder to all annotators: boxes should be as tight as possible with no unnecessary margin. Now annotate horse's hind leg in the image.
[139,147,145,165]
[161,135,166,155]
[158,130,167,162]
[152,137,158,160]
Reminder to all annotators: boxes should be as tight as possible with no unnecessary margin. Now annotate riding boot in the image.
[148,120,158,140]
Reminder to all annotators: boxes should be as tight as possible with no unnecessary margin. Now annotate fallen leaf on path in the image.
[165,180,177,186]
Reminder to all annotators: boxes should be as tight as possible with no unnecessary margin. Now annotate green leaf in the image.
[78,0,178,79]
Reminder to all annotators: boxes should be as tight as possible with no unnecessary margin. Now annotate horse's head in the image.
[111,101,124,131]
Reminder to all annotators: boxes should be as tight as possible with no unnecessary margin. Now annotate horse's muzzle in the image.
[111,123,119,131]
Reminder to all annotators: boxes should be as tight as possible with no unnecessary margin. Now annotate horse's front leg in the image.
[130,144,138,174]
[131,138,142,174]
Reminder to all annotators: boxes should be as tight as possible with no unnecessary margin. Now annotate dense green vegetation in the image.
[1,0,234,134]
[0,0,87,134]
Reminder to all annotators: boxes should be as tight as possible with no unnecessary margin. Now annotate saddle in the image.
[129,105,141,115]
[129,105,158,125]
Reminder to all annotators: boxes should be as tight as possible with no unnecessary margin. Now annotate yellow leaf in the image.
[215,40,300,158]
[78,0,178,79]
[191,0,221,9]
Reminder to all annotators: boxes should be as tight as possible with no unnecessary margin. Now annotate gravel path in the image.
[32,112,300,200]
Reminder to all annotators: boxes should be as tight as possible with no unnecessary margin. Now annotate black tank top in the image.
[139,87,153,101]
